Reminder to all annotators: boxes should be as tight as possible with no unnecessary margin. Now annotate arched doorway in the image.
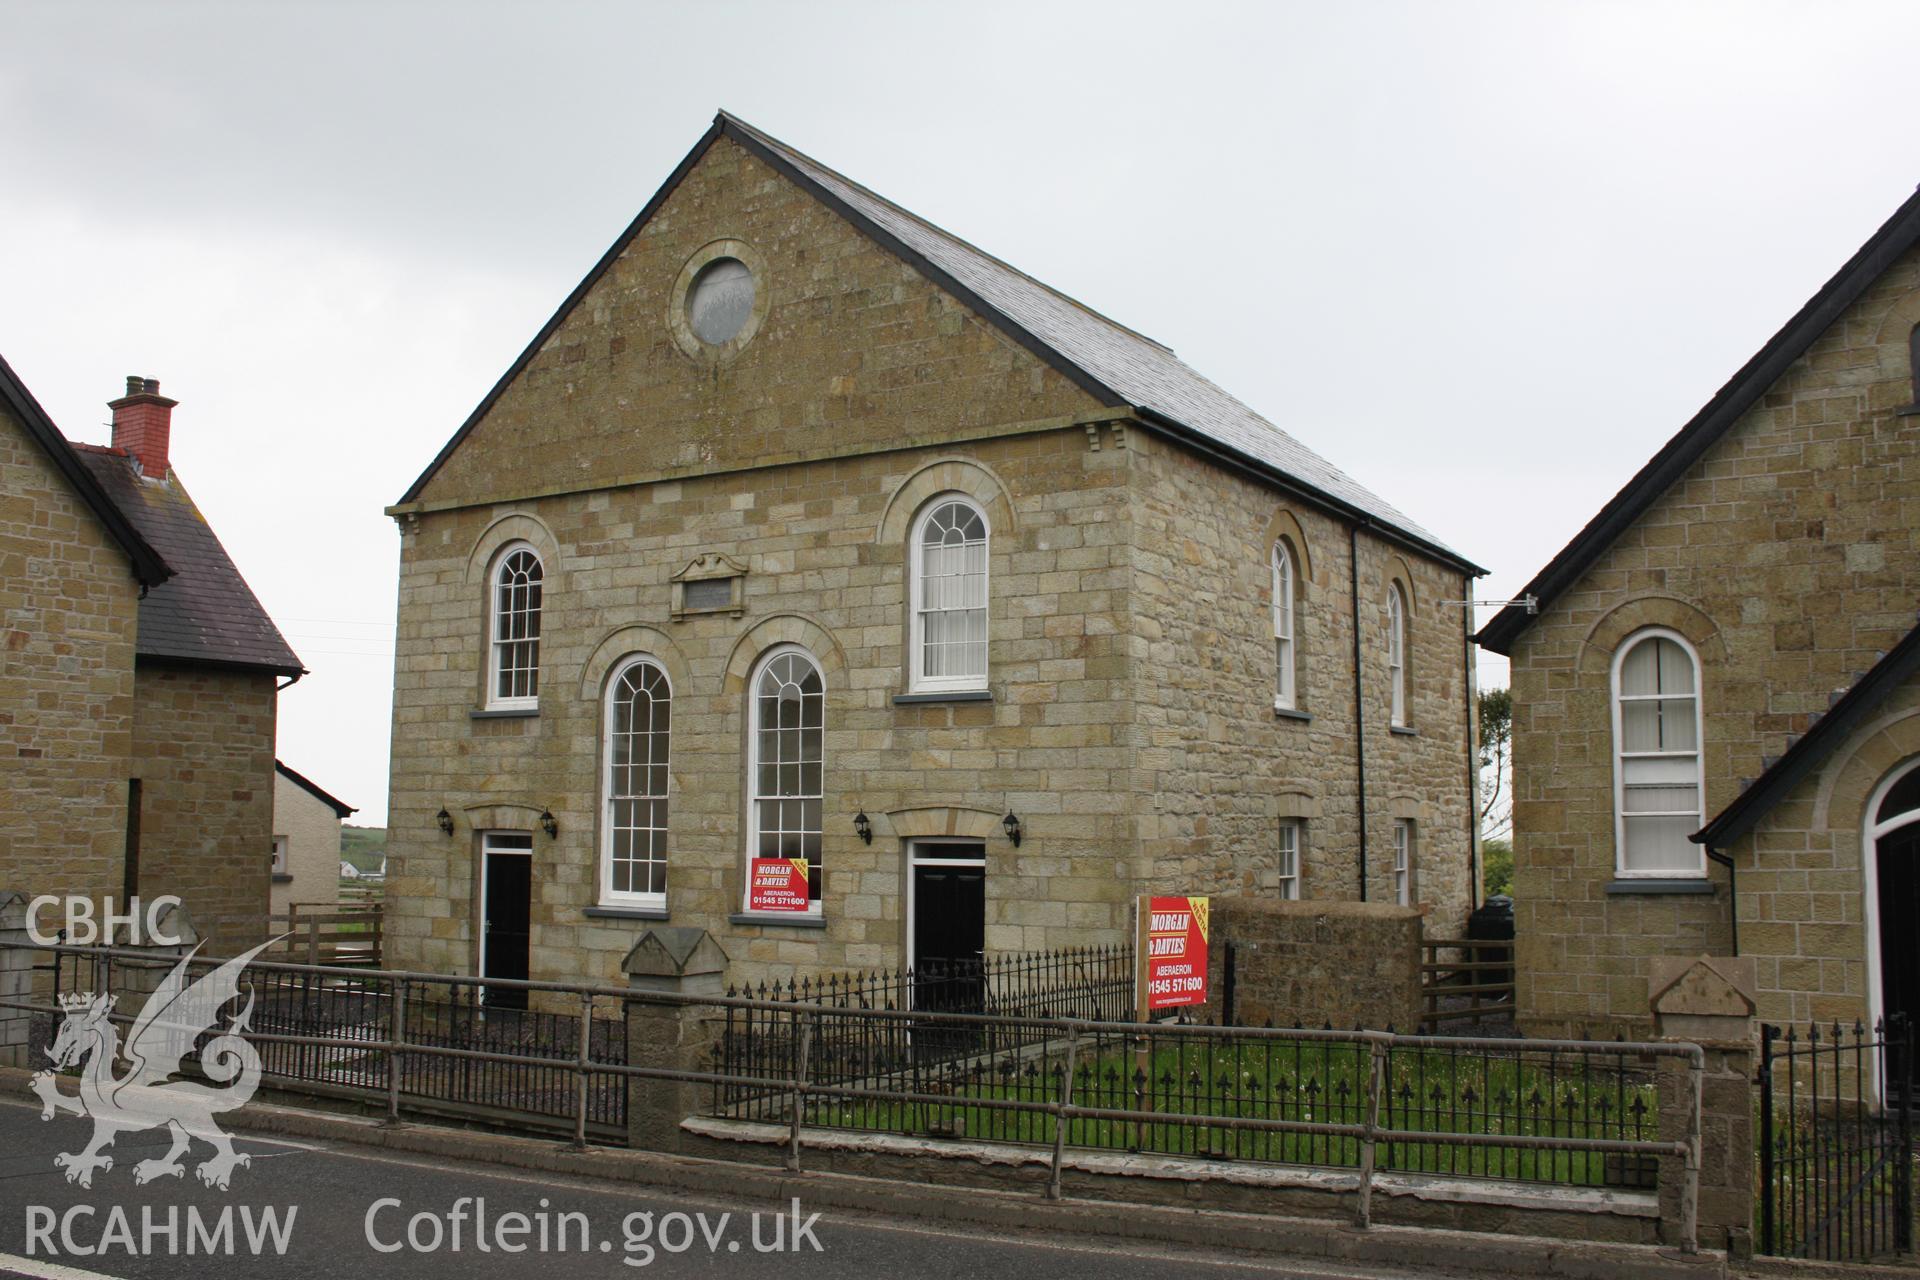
[1868,758,1920,1084]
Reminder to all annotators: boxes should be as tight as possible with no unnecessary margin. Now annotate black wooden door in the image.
[1882,825,1920,1087]
[483,852,532,1010]
[912,857,985,1015]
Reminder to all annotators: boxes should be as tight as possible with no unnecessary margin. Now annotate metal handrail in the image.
[0,940,1702,1251]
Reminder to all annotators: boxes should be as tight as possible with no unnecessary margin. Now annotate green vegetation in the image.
[340,825,386,874]
[1482,837,1513,899]
[793,1038,1655,1186]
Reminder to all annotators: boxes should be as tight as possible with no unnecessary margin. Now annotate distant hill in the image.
[340,825,386,874]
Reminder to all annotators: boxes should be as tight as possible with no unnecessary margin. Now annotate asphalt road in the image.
[0,1096,1461,1280]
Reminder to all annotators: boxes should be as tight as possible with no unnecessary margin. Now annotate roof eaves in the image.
[1477,184,1920,657]
[393,121,728,508]
[0,351,173,586]
[275,760,356,818]
[1694,619,1920,848]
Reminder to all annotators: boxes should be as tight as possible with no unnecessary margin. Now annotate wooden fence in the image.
[1418,936,1515,1031]
[268,903,382,968]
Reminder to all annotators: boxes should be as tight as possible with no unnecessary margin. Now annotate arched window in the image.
[1907,323,1920,409]
[1386,583,1407,727]
[1273,542,1297,710]
[910,497,989,692]
[489,544,543,708]
[1611,629,1705,876]
[748,647,825,906]
[602,657,670,907]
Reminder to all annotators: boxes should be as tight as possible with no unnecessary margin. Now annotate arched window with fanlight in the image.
[601,656,671,909]
[748,646,825,908]
[1611,629,1705,877]
[1386,583,1408,727]
[489,543,543,709]
[909,496,989,693]
[1273,541,1298,709]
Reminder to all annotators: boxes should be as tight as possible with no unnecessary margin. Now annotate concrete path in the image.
[0,1096,1474,1279]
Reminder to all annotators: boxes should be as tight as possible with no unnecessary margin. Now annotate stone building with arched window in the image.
[383,113,1481,992]
[1481,182,1920,1038]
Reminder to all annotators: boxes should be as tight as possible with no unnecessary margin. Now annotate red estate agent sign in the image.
[1138,895,1210,1012]
[748,858,811,912]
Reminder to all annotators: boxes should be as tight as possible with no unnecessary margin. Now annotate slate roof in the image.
[1477,183,1920,655]
[72,445,304,676]
[1694,618,1920,849]
[397,113,1477,573]
[0,351,170,586]
[275,760,355,818]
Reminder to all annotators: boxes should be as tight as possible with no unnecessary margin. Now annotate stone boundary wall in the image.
[1205,897,1423,1030]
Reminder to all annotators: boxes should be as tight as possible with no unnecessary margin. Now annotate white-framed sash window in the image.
[488,543,543,709]
[909,497,989,692]
[601,656,671,908]
[1611,629,1706,877]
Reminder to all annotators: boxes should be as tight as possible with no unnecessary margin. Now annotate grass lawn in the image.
[776,1035,1659,1187]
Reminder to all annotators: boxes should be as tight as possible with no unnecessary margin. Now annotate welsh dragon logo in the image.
[29,940,274,1190]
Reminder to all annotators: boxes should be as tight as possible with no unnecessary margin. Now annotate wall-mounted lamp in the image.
[853,810,873,844]
[1002,810,1023,848]
[436,809,455,837]
[540,808,559,840]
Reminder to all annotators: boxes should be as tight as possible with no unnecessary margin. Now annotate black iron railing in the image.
[713,998,1662,1188]
[1757,1017,1913,1262]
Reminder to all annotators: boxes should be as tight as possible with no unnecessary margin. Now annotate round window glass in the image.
[686,257,755,346]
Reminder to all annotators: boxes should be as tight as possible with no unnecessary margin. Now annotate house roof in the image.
[1694,618,1920,849]
[396,112,1478,574]
[275,760,355,818]
[0,351,171,587]
[1476,183,1920,655]
[72,445,304,676]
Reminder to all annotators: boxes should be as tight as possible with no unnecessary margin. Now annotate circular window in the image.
[685,258,755,346]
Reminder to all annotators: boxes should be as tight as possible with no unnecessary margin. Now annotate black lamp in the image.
[540,808,559,839]
[853,810,873,844]
[1002,810,1023,848]
[436,809,455,837]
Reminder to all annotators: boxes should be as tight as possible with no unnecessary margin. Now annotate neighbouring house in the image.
[383,112,1484,999]
[271,761,355,917]
[0,356,303,948]
[1480,184,1920,1037]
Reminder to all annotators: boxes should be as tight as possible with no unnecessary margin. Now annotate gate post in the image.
[622,928,728,1154]
[1649,955,1758,1259]
[0,892,33,1068]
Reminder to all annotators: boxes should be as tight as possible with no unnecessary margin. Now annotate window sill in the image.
[1273,706,1311,723]
[892,690,993,705]
[584,904,670,921]
[1390,725,1418,737]
[472,706,539,720]
[1605,878,1715,896]
[728,911,828,930]
[1897,403,1920,417]
[271,873,293,883]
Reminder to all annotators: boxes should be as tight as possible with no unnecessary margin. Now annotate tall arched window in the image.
[910,497,989,692]
[489,544,543,708]
[602,657,670,907]
[1386,583,1407,727]
[748,647,825,906]
[1611,629,1705,876]
[1272,541,1297,709]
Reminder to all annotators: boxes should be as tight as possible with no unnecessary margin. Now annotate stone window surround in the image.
[666,238,770,365]
[464,512,563,715]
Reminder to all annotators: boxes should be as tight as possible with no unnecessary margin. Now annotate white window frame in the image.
[1273,542,1296,710]
[1610,627,1707,879]
[1277,819,1301,899]
[908,495,990,694]
[743,644,826,917]
[1387,583,1407,727]
[271,835,289,876]
[599,655,671,910]
[1393,819,1414,905]
[487,541,543,711]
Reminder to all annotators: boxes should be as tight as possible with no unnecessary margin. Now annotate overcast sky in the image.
[5,1,1918,825]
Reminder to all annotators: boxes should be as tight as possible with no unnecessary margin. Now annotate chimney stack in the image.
[108,375,177,478]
